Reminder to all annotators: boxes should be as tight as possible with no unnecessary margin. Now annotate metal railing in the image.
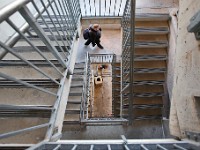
[22,138,200,150]
[80,0,126,17]
[80,52,91,121]
[0,0,80,143]
[121,0,136,123]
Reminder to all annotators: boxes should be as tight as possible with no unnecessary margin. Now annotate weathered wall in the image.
[170,0,200,138]
[167,9,178,99]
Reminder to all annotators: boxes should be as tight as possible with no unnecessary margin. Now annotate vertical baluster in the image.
[99,0,101,16]
[109,0,111,16]
[114,0,117,16]
[40,0,68,58]
[53,0,71,50]
[104,0,106,16]
[84,0,87,16]
[57,0,73,45]
[94,0,96,17]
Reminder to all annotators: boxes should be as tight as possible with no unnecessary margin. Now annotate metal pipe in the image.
[53,145,61,150]
[140,144,149,150]
[19,6,67,68]
[90,145,94,150]
[6,19,63,76]
[173,144,187,150]
[0,123,50,139]
[124,145,130,150]
[0,0,31,23]
[107,144,111,150]
[71,144,77,150]
[156,144,168,150]
[0,0,55,60]
[0,72,57,96]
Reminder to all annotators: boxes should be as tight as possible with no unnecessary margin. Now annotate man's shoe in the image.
[97,44,104,49]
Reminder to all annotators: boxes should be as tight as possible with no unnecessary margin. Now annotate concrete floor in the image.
[76,29,122,63]
[62,120,167,140]
[92,64,112,118]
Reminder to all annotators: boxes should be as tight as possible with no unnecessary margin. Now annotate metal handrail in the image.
[0,0,81,142]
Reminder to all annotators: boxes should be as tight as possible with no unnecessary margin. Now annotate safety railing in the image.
[80,52,91,121]
[0,0,80,143]
[121,0,136,123]
[80,0,126,17]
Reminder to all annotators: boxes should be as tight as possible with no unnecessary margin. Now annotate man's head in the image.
[93,24,99,31]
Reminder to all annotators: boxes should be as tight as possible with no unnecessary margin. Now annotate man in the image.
[84,24,104,49]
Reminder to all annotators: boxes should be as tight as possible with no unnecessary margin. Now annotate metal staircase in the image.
[120,0,170,122]
[63,63,84,125]
[0,0,81,144]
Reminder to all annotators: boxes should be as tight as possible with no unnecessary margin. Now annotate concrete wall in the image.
[170,0,200,138]
[167,9,178,100]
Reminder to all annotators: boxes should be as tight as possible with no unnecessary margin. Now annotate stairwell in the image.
[120,14,170,122]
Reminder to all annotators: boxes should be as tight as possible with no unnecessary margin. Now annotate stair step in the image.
[133,92,164,97]
[134,68,166,73]
[63,120,80,125]
[70,87,82,93]
[72,77,83,81]
[135,41,168,48]
[81,118,128,125]
[68,96,81,102]
[135,27,169,35]
[69,92,82,96]
[133,80,164,85]
[64,113,79,120]
[65,110,80,114]
[66,103,80,109]
[70,84,83,88]
[0,79,59,88]
[135,48,167,56]
[135,14,170,21]
[134,55,167,61]
[134,115,162,120]
[134,73,165,81]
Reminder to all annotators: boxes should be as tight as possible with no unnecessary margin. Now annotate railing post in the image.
[128,0,136,124]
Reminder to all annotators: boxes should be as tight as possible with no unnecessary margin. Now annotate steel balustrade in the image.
[80,0,126,17]
[80,52,91,121]
[121,0,135,123]
[0,0,81,143]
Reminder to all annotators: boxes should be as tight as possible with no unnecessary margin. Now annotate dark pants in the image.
[85,39,102,48]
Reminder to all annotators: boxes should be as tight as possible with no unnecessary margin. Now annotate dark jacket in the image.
[89,27,101,45]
